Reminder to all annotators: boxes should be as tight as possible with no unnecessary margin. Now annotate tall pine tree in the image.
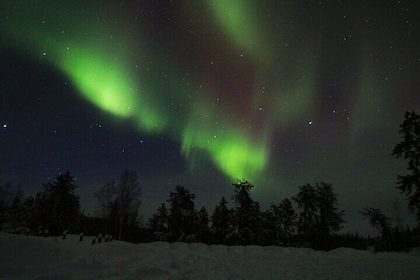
[196,207,210,243]
[211,197,231,244]
[94,179,117,234]
[293,183,345,248]
[229,179,261,245]
[148,203,169,241]
[40,171,81,235]
[167,185,197,242]
[314,182,346,249]
[293,184,317,243]
[277,198,297,245]
[117,170,142,240]
[392,110,420,223]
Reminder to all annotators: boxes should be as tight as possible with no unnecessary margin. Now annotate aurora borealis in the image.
[1,0,419,234]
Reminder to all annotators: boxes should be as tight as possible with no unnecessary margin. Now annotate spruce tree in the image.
[278,198,297,245]
[148,203,169,241]
[293,184,317,243]
[167,185,197,242]
[116,170,142,240]
[261,208,277,245]
[211,197,231,244]
[361,207,392,251]
[267,199,297,246]
[94,179,117,234]
[40,171,81,235]
[0,183,24,231]
[196,207,210,243]
[229,179,260,245]
[314,182,346,248]
[392,110,420,223]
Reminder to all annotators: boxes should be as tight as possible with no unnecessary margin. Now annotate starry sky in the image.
[1,0,419,235]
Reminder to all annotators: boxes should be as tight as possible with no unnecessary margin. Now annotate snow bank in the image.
[1,232,419,279]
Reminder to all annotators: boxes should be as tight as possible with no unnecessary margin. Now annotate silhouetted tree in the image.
[293,184,317,243]
[229,179,261,245]
[94,179,117,233]
[32,191,48,234]
[7,188,24,230]
[260,209,277,245]
[390,197,405,230]
[196,207,210,243]
[314,182,346,249]
[0,183,14,212]
[148,203,169,241]
[21,196,37,232]
[392,110,420,223]
[270,198,297,245]
[0,183,24,231]
[211,197,231,244]
[361,207,392,251]
[231,179,254,230]
[40,171,81,235]
[167,185,197,242]
[115,170,142,240]
[293,183,345,248]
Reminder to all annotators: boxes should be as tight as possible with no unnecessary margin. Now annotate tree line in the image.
[1,110,420,251]
[147,180,345,250]
[0,169,142,241]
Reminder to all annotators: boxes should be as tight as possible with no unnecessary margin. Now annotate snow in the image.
[1,232,419,279]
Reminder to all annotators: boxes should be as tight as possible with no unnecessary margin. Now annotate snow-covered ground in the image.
[1,232,419,279]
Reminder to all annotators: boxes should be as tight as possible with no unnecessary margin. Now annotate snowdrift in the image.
[1,232,419,279]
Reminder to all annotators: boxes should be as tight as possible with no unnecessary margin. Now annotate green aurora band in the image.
[209,0,268,58]
[1,1,278,180]
[4,0,366,184]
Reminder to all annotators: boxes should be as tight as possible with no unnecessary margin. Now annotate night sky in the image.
[1,0,419,235]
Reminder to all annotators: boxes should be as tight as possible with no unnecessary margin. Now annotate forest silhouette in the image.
[1,111,419,251]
